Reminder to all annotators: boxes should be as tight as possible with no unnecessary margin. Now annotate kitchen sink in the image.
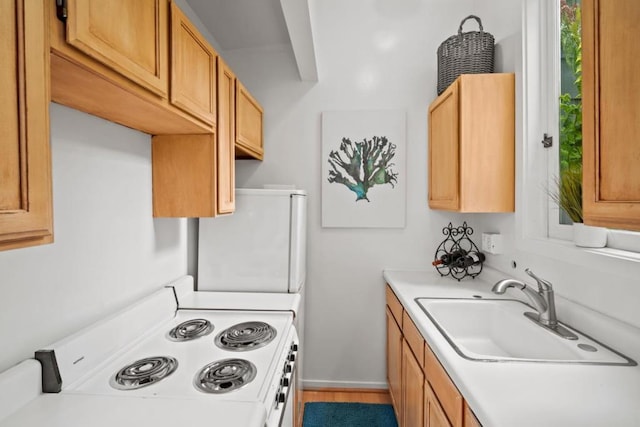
[416,298,636,365]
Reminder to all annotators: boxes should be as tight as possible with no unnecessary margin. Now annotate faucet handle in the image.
[525,268,553,292]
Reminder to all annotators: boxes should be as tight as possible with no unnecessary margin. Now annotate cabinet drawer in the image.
[402,311,425,367]
[424,342,463,426]
[385,285,403,326]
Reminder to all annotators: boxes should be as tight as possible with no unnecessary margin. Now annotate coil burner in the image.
[194,358,257,394]
[111,356,178,390]
[168,318,213,342]
[215,321,277,351]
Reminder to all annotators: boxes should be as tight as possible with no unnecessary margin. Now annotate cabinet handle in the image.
[56,0,68,22]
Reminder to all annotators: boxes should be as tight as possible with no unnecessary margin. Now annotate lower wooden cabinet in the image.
[425,381,452,427]
[424,342,463,426]
[386,285,482,427]
[463,402,481,427]
[386,308,403,421]
[402,340,424,427]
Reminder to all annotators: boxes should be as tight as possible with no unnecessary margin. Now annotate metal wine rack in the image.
[433,222,483,281]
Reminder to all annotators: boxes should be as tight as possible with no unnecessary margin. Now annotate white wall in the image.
[0,104,188,373]
[223,0,522,388]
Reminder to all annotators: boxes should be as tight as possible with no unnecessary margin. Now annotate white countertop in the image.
[0,394,266,427]
[384,269,640,427]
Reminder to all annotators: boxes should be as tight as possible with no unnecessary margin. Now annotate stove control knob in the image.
[288,353,296,362]
[277,392,286,403]
[285,363,292,373]
[281,377,290,387]
[291,343,298,352]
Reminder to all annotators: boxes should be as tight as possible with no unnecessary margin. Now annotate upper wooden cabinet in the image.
[216,57,236,214]
[151,57,239,218]
[428,73,515,212]
[46,0,265,219]
[0,0,53,251]
[49,0,211,134]
[235,80,264,160]
[65,0,168,97]
[152,134,218,217]
[582,0,640,230]
[169,1,217,126]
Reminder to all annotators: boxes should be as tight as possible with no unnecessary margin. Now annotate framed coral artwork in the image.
[321,110,406,228]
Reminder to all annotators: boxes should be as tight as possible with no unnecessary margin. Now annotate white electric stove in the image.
[0,276,299,427]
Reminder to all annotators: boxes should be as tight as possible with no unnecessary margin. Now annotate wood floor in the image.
[302,388,392,404]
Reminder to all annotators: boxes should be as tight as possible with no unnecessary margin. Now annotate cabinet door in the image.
[428,80,460,210]
[66,0,168,96]
[152,134,217,218]
[387,308,402,422]
[583,0,640,230]
[170,2,216,125]
[402,340,424,427]
[428,74,514,213]
[0,0,53,250]
[235,80,264,160]
[425,381,453,427]
[216,57,236,214]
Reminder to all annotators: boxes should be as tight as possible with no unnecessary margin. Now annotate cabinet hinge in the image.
[55,0,67,23]
[541,133,553,148]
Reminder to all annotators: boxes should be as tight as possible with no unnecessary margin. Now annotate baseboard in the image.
[302,379,388,390]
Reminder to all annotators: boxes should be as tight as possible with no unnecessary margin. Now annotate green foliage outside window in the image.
[556,0,582,224]
[560,0,582,173]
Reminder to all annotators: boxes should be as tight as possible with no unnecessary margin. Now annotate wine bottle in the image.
[452,251,486,268]
[431,249,467,266]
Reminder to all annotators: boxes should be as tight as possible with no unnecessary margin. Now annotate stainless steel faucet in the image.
[492,269,577,340]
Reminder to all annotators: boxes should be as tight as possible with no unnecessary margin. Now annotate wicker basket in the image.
[437,15,495,95]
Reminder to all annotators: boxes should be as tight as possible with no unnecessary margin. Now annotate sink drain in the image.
[577,343,598,352]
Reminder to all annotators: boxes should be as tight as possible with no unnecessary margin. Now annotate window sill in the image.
[515,234,640,281]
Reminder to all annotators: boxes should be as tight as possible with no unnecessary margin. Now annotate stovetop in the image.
[63,310,294,403]
[2,277,301,427]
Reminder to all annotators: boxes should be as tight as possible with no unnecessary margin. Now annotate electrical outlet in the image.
[482,233,503,255]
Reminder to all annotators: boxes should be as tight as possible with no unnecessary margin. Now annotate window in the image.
[523,0,640,254]
[541,0,640,252]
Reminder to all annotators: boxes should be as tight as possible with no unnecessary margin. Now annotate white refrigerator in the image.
[197,188,307,293]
